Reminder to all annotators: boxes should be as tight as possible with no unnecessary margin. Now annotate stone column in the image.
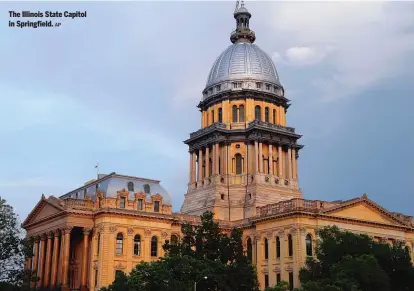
[192,152,197,182]
[81,228,91,291]
[61,227,72,291]
[215,143,220,175]
[227,143,232,175]
[259,142,264,173]
[287,147,292,180]
[292,148,296,179]
[37,235,47,288]
[269,144,273,176]
[44,232,53,287]
[50,230,60,288]
[212,145,216,175]
[254,141,259,173]
[197,148,203,183]
[205,146,210,178]
[31,238,40,288]
[279,232,286,281]
[189,152,193,183]
[278,146,283,179]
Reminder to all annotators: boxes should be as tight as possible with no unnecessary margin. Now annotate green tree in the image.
[298,226,414,291]
[264,281,290,291]
[0,197,37,290]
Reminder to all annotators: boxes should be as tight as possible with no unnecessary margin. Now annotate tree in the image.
[101,211,259,291]
[298,226,414,291]
[264,281,290,291]
[0,197,37,290]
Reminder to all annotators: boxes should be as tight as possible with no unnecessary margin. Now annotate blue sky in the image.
[1,1,414,222]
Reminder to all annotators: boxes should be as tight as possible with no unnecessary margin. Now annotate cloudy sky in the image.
[1,1,414,222]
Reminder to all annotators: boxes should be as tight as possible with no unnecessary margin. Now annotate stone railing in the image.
[189,122,226,138]
[257,198,323,217]
[248,120,296,133]
[63,198,94,210]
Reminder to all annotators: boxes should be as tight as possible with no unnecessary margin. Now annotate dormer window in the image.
[120,197,126,209]
[137,199,143,210]
[209,88,213,95]
[232,82,242,89]
[154,201,160,212]
[127,182,134,191]
[215,85,221,92]
[256,82,262,89]
[144,184,150,194]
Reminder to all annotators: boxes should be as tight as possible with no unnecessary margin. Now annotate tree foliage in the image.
[0,197,37,290]
[100,211,259,291]
[298,226,414,291]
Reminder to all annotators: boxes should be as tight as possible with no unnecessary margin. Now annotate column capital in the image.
[47,231,54,239]
[33,236,41,243]
[63,226,73,234]
[40,233,48,241]
[53,229,61,237]
[82,228,92,235]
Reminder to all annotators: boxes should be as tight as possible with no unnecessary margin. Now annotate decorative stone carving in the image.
[53,229,61,237]
[114,262,126,269]
[144,229,151,237]
[93,263,98,269]
[40,233,47,241]
[83,228,92,235]
[127,228,134,235]
[266,231,273,239]
[273,267,281,273]
[285,265,293,272]
[299,227,307,234]
[162,232,168,239]
[47,231,54,239]
[63,226,73,234]
[261,267,269,274]
[109,226,117,233]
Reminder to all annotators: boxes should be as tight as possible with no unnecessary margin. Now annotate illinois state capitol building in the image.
[22,2,414,291]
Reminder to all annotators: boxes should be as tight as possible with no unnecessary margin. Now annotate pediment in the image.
[23,196,64,226]
[323,200,405,226]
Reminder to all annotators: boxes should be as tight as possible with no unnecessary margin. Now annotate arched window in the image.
[239,105,245,122]
[288,234,293,257]
[306,234,313,256]
[235,154,242,175]
[276,236,280,258]
[144,184,150,194]
[116,233,123,255]
[273,109,276,124]
[211,110,215,123]
[171,235,178,245]
[247,238,252,262]
[151,236,158,257]
[264,238,269,259]
[265,107,269,122]
[255,105,261,121]
[218,108,223,123]
[134,235,141,256]
[127,182,134,191]
[232,105,238,122]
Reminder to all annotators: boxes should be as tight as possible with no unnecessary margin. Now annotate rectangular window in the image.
[137,199,143,210]
[218,108,223,123]
[277,273,281,284]
[154,201,160,212]
[216,85,221,92]
[266,84,271,90]
[120,197,126,208]
[265,274,269,288]
[94,269,98,288]
[289,272,294,291]
[256,82,262,89]
[232,82,237,89]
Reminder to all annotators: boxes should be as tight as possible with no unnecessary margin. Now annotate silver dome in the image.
[206,42,280,88]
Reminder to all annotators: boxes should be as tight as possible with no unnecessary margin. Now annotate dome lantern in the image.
[231,0,256,44]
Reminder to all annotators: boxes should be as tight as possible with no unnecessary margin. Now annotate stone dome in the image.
[205,42,280,89]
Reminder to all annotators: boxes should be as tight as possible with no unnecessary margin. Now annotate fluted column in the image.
[205,147,210,178]
[254,141,259,173]
[81,228,91,289]
[292,148,296,179]
[269,144,273,175]
[197,149,203,183]
[31,238,40,288]
[44,232,53,287]
[61,227,72,290]
[259,142,264,173]
[37,235,47,288]
[50,230,60,288]
[287,147,292,180]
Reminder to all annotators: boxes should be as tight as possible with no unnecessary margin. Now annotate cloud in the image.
[284,46,329,66]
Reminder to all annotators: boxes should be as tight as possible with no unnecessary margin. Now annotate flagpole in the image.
[95,162,99,180]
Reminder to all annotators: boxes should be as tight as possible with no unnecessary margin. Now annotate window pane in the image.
[120,197,126,209]
[127,182,134,191]
[264,239,269,259]
[265,107,269,122]
[154,201,160,212]
[273,109,276,124]
[276,237,280,258]
[116,233,123,255]
[288,234,293,256]
[232,105,238,122]
[255,106,261,120]
[138,199,143,210]
[239,105,245,122]
[218,108,223,123]
[144,184,150,194]
[235,154,242,175]
[151,236,158,257]
[306,234,313,256]
[134,235,141,256]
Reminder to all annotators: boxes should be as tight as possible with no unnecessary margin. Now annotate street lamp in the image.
[194,276,208,291]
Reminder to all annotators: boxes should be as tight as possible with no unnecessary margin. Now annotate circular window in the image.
[236,144,240,149]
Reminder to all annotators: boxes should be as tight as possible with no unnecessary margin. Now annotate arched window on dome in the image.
[265,107,270,122]
[218,108,223,123]
[151,236,158,257]
[211,110,215,123]
[144,184,150,194]
[255,106,261,121]
[273,109,277,124]
[239,105,245,122]
[127,182,134,192]
[235,154,242,175]
[232,105,238,122]
[133,235,141,256]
